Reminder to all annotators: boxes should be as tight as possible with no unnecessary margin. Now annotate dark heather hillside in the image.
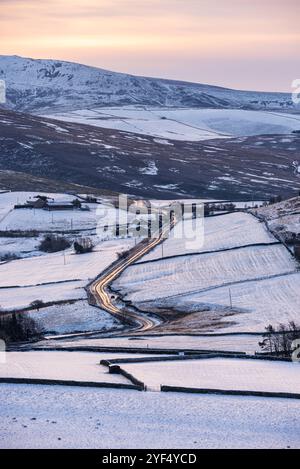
[0,108,299,199]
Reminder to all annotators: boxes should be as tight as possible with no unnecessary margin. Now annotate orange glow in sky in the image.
[0,0,299,91]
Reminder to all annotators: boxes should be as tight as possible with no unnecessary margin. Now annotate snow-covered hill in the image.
[0,55,296,113]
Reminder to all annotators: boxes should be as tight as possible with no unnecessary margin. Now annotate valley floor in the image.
[1,191,300,449]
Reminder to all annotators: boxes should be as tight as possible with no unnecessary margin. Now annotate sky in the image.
[0,0,299,92]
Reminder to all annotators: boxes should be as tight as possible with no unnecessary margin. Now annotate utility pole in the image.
[229,288,233,309]
[63,251,66,265]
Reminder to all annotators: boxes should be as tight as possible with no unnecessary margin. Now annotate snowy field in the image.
[0,206,99,232]
[114,244,296,303]
[0,191,137,318]
[48,107,300,142]
[0,239,134,288]
[122,357,300,394]
[137,212,275,262]
[1,384,299,448]
[0,236,41,259]
[0,351,131,384]
[0,238,134,310]
[0,191,75,226]
[0,191,130,233]
[0,191,98,259]
[253,196,300,243]
[177,272,300,332]
[32,333,262,354]
[27,300,121,335]
[114,211,299,332]
[0,280,86,311]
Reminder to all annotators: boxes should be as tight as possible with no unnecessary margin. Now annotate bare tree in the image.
[259,321,300,357]
[0,313,42,343]
[73,237,94,254]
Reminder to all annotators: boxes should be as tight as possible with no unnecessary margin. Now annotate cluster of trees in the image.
[268,195,283,205]
[73,237,94,254]
[0,313,41,343]
[117,249,130,260]
[294,245,300,261]
[0,252,20,262]
[39,235,95,254]
[72,198,82,209]
[259,321,300,357]
[39,234,71,253]
[208,202,236,214]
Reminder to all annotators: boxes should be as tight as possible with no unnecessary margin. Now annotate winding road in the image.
[90,222,173,332]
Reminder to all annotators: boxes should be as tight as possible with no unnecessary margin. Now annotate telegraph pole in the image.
[229,288,233,309]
